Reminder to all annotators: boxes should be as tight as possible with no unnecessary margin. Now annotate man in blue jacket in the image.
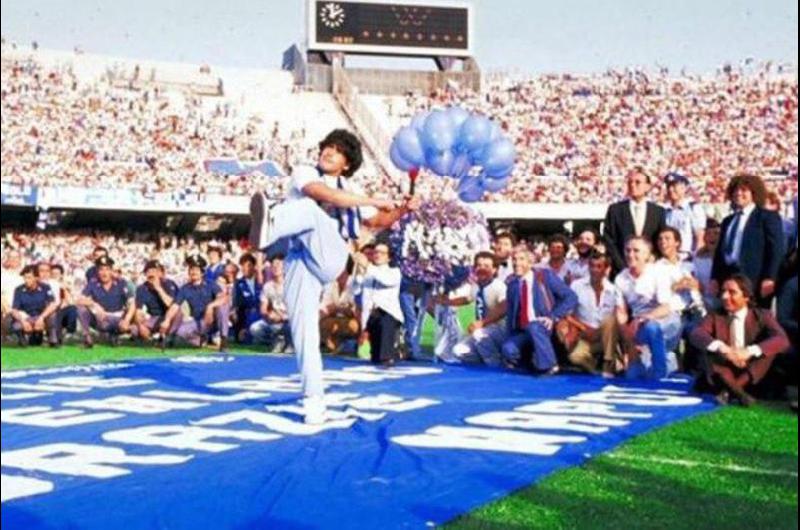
[502,246,578,374]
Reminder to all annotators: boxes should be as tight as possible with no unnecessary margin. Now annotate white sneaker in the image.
[303,395,327,425]
[248,191,272,250]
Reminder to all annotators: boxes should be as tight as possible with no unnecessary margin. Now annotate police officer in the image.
[134,260,179,343]
[76,256,137,348]
[85,246,109,284]
[664,172,707,256]
[10,265,60,346]
[162,254,230,350]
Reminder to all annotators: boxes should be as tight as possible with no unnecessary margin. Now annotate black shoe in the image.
[248,191,272,250]
[109,334,120,347]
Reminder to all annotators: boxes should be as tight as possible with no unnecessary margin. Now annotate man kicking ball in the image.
[249,129,417,424]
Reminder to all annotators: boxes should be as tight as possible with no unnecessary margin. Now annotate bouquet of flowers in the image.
[390,199,490,288]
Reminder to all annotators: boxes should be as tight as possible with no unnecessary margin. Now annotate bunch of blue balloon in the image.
[389,107,516,203]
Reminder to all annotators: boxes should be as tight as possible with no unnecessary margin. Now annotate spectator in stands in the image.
[10,265,59,346]
[565,229,599,285]
[566,251,620,376]
[85,246,109,283]
[134,260,178,343]
[163,254,229,350]
[492,231,516,282]
[320,262,359,355]
[663,172,707,256]
[250,254,291,352]
[76,256,137,348]
[615,237,682,379]
[50,263,78,342]
[232,253,262,343]
[712,174,785,308]
[501,246,577,374]
[690,274,790,406]
[451,252,508,366]
[357,242,404,366]
[544,234,570,282]
[603,168,668,274]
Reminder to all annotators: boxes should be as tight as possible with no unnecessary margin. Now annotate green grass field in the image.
[2,307,797,529]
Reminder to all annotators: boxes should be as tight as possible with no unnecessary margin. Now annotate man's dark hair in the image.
[494,231,517,245]
[725,273,755,304]
[588,249,611,266]
[548,234,570,249]
[21,265,38,277]
[270,253,285,263]
[51,264,64,274]
[319,129,363,178]
[93,246,108,256]
[474,251,498,268]
[239,253,256,266]
[207,246,223,258]
[659,226,683,244]
[726,174,768,207]
[706,217,721,230]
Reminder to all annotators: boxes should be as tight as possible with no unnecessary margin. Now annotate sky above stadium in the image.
[1,0,797,74]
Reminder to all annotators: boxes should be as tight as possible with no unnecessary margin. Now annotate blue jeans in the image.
[627,315,682,380]
[399,279,429,359]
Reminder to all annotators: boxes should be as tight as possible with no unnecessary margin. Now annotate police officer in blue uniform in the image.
[134,260,179,343]
[232,253,262,343]
[10,265,60,346]
[76,256,137,348]
[162,254,230,350]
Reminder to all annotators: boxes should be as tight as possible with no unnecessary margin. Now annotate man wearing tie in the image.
[492,231,516,282]
[712,174,785,308]
[501,247,578,374]
[603,167,668,274]
[690,274,790,406]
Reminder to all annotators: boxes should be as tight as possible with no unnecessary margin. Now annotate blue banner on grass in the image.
[1,356,713,529]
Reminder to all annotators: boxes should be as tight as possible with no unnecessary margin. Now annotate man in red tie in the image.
[501,247,578,374]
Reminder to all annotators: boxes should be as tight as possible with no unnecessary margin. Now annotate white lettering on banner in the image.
[1,474,54,502]
[332,394,441,413]
[40,376,155,389]
[601,385,688,396]
[170,355,234,363]
[1,392,51,401]
[196,410,356,435]
[569,386,703,407]
[393,427,586,456]
[1,443,191,478]
[2,406,124,427]
[466,412,629,434]
[142,390,271,402]
[264,404,386,422]
[102,425,279,453]
[64,396,208,415]
[2,383,93,394]
[1,363,132,380]
[516,401,652,419]
[209,378,303,394]
[323,371,393,383]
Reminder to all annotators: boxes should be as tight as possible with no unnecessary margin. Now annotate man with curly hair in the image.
[249,129,418,424]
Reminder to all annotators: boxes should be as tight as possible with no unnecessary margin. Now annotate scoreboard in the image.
[307,0,474,57]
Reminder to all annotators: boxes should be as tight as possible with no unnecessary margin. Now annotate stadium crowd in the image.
[2,171,797,408]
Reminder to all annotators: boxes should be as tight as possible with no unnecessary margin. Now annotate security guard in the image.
[11,265,60,346]
[76,256,137,348]
[162,254,230,350]
[134,260,179,342]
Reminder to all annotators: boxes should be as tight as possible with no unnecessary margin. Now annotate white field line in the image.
[607,454,798,478]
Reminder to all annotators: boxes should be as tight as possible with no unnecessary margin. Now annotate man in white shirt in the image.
[1,248,23,342]
[663,172,707,256]
[248,130,416,423]
[544,234,570,282]
[492,231,516,282]
[355,242,404,366]
[250,254,291,353]
[615,237,682,380]
[448,252,508,366]
[565,229,599,285]
[567,251,620,376]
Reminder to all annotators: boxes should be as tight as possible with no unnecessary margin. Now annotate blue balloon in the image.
[390,142,416,171]
[488,121,503,142]
[450,153,472,179]
[458,115,492,152]
[395,126,426,167]
[481,174,510,193]
[482,138,516,176]
[422,111,457,153]
[468,144,489,166]
[426,149,455,177]
[458,175,484,203]
[410,111,430,133]
[446,107,470,129]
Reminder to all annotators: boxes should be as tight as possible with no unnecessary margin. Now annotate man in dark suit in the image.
[501,247,578,374]
[690,274,790,406]
[603,167,667,274]
[711,174,785,308]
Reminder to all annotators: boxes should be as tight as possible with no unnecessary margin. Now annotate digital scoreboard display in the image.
[308,1,473,57]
